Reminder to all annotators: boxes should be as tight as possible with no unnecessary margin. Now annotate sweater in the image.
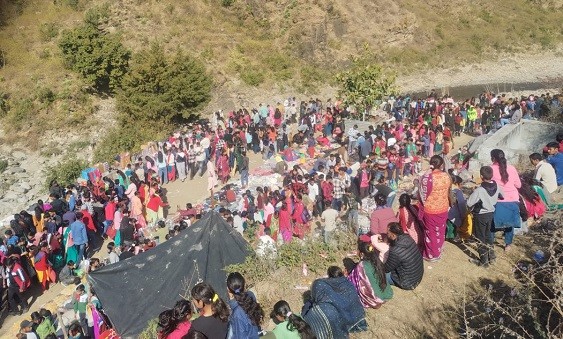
[491,163,521,202]
[385,234,424,290]
[467,181,503,214]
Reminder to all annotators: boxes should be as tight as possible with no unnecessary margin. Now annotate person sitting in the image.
[59,260,76,286]
[31,311,56,339]
[263,300,316,339]
[348,235,393,309]
[256,228,277,259]
[384,222,424,290]
[301,266,367,339]
[369,193,398,236]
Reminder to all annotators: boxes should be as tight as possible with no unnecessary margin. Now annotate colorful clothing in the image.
[348,261,393,308]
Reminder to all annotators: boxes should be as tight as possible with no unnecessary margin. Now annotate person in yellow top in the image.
[32,206,45,232]
[418,155,452,262]
[467,105,478,133]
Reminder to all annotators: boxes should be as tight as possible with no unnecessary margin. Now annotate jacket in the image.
[228,295,260,339]
[6,262,31,290]
[385,234,424,290]
[467,181,503,214]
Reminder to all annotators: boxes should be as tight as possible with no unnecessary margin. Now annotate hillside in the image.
[0,0,562,155]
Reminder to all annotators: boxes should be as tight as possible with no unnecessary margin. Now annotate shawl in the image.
[348,261,385,308]
[302,277,367,339]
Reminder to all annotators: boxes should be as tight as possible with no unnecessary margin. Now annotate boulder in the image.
[8,166,26,174]
[12,150,26,160]
[11,185,28,194]
[19,182,31,191]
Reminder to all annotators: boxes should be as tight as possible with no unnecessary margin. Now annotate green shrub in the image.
[36,87,56,104]
[39,22,59,42]
[240,66,264,86]
[222,0,236,7]
[139,318,159,339]
[84,4,110,27]
[0,159,8,173]
[0,91,9,118]
[116,45,212,125]
[44,157,88,189]
[59,24,130,93]
[93,124,166,163]
[7,98,34,128]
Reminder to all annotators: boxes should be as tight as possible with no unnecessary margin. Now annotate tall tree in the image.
[116,45,212,125]
[336,49,398,120]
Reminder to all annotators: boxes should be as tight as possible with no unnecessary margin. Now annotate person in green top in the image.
[263,300,316,339]
[31,311,56,339]
[73,284,89,335]
[348,235,393,309]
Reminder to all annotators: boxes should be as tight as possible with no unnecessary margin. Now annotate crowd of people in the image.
[2,90,562,338]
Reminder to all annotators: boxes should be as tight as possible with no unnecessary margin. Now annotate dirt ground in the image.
[0,132,542,338]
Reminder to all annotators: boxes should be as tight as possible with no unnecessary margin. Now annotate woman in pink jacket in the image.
[490,149,521,251]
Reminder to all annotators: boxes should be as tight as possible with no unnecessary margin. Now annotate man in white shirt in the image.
[530,153,557,194]
[256,228,277,259]
[321,206,340,244]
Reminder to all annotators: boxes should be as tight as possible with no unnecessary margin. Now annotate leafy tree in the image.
[116,45,212,125]
[59,24,130,93]
[336,49,398,119]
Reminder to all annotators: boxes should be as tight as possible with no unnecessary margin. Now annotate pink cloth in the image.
[370,207,398,235]
[348,261,385,308]
[167,321,191,339]
[422,211,448,260]
[491,163,521,202]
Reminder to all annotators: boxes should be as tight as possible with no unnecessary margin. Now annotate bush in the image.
[36,87,56,104]
[39,22,59,42]
[222,0,236,7]
[139,318,159,339]
[93,124,166,163]
[116,45,212,125]
[0,159,8,173]
[240,66,265,86]
[7,98,34,128]
[44,157,87,189]
[0,91,9,118]
[59,24,130,93]
[84,4,110,27]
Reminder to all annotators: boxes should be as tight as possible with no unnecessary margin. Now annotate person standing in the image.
[240,151,250,189]
[490,149,521,251]
[467,166,503,267]
[70,212,88,265]
[4,257,30,315]
[546,142,563,190]
[321,205,339,244]
[418,155,452,261]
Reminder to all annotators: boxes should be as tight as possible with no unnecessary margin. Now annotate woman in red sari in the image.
[418,155,451,261]
[292,194,308,239]
[279,201,292,243]
[217,150,230,184]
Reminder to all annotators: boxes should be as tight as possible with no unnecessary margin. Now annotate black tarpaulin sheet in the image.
[88,211,251,338]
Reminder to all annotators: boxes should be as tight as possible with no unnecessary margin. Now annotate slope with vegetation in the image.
[0,0,562,161]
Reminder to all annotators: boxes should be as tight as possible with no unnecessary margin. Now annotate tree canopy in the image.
[336,50,398,118]
[116,45,212,125]
[59,24,130,93]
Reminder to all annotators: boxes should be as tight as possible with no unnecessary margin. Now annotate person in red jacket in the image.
[4,257,30,315]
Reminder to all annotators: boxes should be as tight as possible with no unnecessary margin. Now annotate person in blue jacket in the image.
[226,272,264,339]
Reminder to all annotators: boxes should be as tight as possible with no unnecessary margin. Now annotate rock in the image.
[8,166,26,174]
[3,191,18,201]
[19,182,31,190]
[17,197,28,204]
[11,185,28,194]
[12,151,26,160]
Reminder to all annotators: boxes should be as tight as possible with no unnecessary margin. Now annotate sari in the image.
[63,227,79,264]
[348,261,393,309]
[418,170,451,260]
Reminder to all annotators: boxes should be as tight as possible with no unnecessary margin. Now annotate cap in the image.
[20,320,33,329]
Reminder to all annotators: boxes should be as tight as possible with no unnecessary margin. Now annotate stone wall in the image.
[468,120,563,172]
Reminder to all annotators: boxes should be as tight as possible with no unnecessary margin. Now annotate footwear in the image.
[505,245,512,252]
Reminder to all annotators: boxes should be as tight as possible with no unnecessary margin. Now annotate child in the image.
[466,166,503,267]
